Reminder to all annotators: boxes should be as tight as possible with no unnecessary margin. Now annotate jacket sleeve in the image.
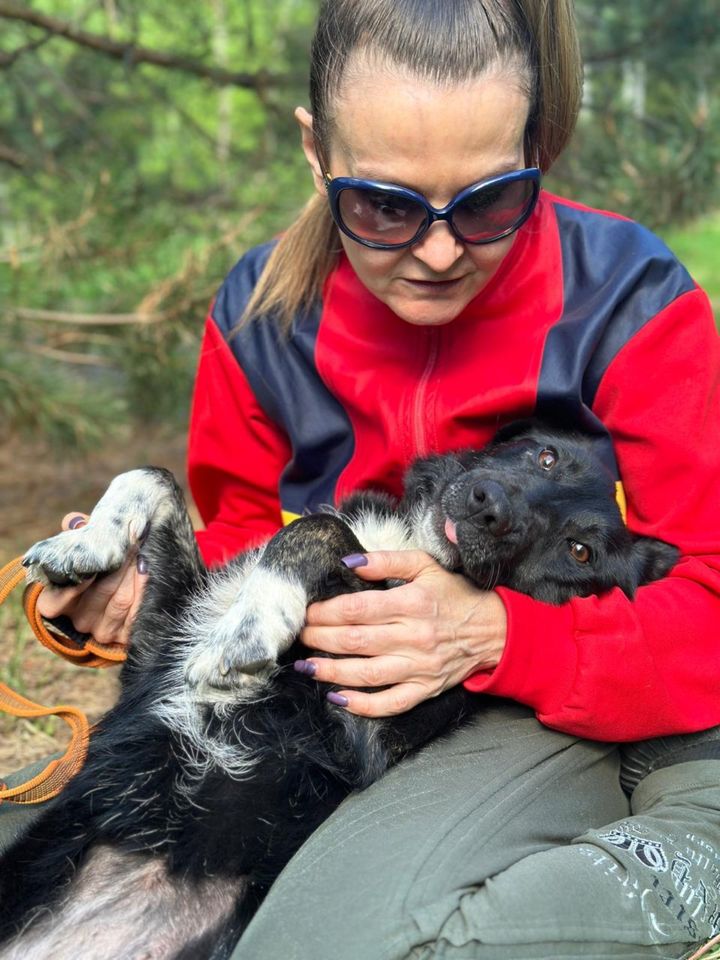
[188,315,290,567]
[464,286,720,741]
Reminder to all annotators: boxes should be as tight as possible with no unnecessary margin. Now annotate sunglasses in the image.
[320,165,541,250]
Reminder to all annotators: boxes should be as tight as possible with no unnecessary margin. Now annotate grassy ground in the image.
[660,211,720,313]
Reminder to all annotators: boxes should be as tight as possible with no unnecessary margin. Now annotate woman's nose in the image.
[410,221,465,274]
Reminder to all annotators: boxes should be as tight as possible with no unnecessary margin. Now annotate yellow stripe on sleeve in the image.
[615,481,628,525]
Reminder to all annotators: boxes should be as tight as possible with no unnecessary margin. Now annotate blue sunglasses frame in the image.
[322,167,542,250]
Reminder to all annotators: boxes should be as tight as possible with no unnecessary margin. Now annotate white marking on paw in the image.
[181,561,308,702]
[22,470,175,586]
[345,509,418,553]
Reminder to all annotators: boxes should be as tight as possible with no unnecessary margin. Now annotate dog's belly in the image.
[1,845,244,960]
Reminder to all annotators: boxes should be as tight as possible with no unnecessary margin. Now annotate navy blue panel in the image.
[211,241,278,337]
[211,243,355,515]
[536,202,695,477]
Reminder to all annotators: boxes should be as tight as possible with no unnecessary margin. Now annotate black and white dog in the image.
[0,421,677,960]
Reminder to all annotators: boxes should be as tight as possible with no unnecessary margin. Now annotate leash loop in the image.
[0,556,126,804]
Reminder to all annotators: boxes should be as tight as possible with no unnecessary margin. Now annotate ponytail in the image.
[520,0,583,170]
[235,194,339,334]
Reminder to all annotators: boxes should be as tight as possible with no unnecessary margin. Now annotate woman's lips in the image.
[403,277,464,292]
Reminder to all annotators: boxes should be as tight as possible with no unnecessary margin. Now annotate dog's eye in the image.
[538,447,558,471]
[569,540,592,564]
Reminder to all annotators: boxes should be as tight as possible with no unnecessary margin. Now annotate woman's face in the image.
[297,59,531,327]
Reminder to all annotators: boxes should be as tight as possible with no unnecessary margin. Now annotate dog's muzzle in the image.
[465,480,512,538]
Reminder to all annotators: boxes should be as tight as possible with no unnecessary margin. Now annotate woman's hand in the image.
[296,550,507,717]
[35,512,148,648]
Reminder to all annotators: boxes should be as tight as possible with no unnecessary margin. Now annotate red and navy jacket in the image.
[188,191,720,743]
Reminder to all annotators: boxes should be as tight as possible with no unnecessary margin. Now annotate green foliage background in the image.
[0,0,718,445]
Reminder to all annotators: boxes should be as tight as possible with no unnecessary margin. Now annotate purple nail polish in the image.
[341,553,368,569]
[293,659,317,677]
[69,515,87,530]
[326,691,349,707]
[137,555,149,575]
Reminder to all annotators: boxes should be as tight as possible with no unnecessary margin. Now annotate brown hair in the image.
[239,0,582,332]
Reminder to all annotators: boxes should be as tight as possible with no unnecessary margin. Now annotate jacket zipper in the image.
[412,330,439,458]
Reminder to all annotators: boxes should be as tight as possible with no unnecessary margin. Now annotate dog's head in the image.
[404,421,679,604]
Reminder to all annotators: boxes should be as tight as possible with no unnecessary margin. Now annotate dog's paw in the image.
[21,468,174,588]
[23,526,132,587]
[183,568,308,697]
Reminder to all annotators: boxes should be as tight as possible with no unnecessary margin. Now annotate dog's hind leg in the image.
[0,700,177,945]
[183,513,372,699]
[0,761,113,945]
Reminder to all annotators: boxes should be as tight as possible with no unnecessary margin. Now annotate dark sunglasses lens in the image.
[452,178,536,243]
[337,188,427,245]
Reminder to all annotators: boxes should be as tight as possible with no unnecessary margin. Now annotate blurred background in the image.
[0,0,718,766]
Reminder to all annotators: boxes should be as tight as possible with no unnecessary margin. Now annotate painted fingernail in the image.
[326,691,349,707]
[294,660,317,677]
[68,515,87,530]
[341,554,368,569]
[137,555,149,575]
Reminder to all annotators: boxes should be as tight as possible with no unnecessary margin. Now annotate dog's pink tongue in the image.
[444,518,458,544]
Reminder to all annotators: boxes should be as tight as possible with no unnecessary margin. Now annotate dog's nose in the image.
[466,480,512,537]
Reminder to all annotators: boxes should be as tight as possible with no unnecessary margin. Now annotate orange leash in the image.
[0,556,127,804]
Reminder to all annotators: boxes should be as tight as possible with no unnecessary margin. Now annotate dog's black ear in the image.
[403,454,447,503]
[629,536,680,589]
[403,453,467,505]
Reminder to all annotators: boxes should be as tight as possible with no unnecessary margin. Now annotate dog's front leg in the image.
[22,467,192,588]
[183,514,369,700]
[21,467,203,674]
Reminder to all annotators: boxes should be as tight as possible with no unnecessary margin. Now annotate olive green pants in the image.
[233,703,720,960]
[3,706,720,959]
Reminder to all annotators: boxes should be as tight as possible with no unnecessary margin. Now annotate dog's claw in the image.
[242,658,274,676]
[21,526,130,589]
[184,647,274,698]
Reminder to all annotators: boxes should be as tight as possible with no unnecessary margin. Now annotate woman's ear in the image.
[295,107,326,196]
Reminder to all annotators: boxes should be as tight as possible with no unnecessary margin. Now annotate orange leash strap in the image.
[22,579,127,668]
[0,556,127,804]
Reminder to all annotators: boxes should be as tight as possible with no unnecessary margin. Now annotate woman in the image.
[27,1,720,956]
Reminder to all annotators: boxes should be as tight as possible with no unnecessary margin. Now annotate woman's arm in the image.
[188,315,290,566]
[299,287,720,740]
[469,285,720,741]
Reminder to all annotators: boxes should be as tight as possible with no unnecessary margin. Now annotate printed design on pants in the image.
[584,822,720,943]
[597,825,668,871]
